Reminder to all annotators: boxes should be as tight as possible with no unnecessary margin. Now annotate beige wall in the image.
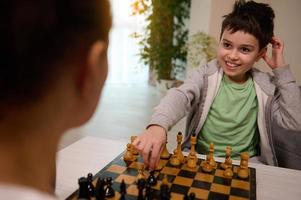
[189,0,301,84]
[209,0,236,41]
[189,0,212,35]
[271,0,301,84]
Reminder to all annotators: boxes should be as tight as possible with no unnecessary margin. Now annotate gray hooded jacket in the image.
[149,59,301,166]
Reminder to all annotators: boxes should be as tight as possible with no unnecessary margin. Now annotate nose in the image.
[228,49,238,60]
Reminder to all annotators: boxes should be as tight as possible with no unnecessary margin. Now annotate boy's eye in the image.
[223,42,231,48]
[241,47,251,53]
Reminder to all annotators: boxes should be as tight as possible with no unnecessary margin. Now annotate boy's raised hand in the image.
[132,125,166,170]
[263,37,286,69]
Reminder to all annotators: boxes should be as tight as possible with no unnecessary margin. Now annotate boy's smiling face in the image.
[217,29,266,83]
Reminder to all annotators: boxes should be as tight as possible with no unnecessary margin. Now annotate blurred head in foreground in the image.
[0,0,111,197]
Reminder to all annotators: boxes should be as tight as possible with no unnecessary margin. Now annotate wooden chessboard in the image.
[66,152,256,200]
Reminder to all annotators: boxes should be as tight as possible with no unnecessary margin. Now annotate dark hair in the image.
[220,0,275,50]
[0,0,111,107]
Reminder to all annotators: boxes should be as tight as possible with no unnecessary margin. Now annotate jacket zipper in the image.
[265,95,278,166]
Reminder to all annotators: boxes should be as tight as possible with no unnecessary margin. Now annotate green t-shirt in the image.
[197,74,259,159]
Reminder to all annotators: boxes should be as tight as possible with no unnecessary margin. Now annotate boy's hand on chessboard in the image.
[263,36,286,69]
[132,125,167,170]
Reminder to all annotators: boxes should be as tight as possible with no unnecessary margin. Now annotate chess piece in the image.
[145,182,153,200]
[137,164,146,181]
[170,148,181,166]
[184,193,196,200]
[223,166,233,178]
[170,132,185,167]
[208,143,216,168]
[123,143,136,162]
[95,177,105,200]
[131,136,139,155]
[186,134,198,168]
[221,146,232,170]
[104,177,115,198]
[87,173,95,197]
[147,170,157,186]
[137,178,146,200]
[155,161,164,171]
[162,174,169,185]
[189,192,196,200]
[238,152,249,179]
[119,180,126,200]
[78,177,90,200]
[160,175,171,200]
[160,142,170,159]
[176,132,185,163]
[201,155,213,173]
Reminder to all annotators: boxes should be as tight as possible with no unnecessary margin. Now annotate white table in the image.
[55,136,127,199]
[55,136,301,200]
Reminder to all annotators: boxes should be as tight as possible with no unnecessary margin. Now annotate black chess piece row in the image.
[136,175,196,200]
[77,172,195,200]
[77,173,115,200]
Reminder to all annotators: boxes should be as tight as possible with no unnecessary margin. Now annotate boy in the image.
[0,0,111,199]
[133,0,301,169]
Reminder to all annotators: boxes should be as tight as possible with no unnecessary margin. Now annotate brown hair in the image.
[0,0,111,106]
[220,0,275,50]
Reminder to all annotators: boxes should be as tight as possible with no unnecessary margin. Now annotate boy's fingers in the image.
[141,141,153,166]
[149,143,161,169]
[154,145,164,168]
[271,37,284,50]
[134,137,144,152]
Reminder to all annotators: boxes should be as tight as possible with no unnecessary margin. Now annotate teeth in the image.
[226,61,239,67]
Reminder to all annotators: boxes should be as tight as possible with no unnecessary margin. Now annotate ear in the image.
[76,40,108,104]
[78,40,108,97]
[73,40,108,125]
[88,41,108,72]
[256,47,267,62]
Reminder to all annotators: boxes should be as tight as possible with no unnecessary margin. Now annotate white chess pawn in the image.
[238,152,249,179]
[123,143,136,162]
[221,146,232,170]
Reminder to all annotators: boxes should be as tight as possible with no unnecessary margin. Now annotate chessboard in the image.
[66,151,256,200]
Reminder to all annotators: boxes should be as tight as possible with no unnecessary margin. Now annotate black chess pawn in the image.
[147,170,157,186]
[189,192,196,200]
[78,177,90,200]
[119,179,126,200]
[104,177,115,198]
[145,182,153,200]
[160,182,171,200]
[87,173,95,197]
[137,178,146,200]
[183,192,196,200]
[95,177,105,200]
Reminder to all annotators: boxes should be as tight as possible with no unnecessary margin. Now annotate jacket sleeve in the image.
[148,66,206,132]
[272,65,301,131]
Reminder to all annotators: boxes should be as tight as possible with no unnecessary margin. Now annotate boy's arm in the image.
[149,71,204,131]
[263,37,301,130]
[133,67,206,169]
[271,66,301,130]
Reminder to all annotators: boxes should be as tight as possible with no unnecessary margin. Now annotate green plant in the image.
[131,0,191,80]
[185,31,217,69]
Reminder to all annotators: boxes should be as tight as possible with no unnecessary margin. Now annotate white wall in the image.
[188,0,212,35]
[189,0,301,84]
[271,0,301,84]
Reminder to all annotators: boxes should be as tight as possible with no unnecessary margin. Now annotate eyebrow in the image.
[222,39,255,49]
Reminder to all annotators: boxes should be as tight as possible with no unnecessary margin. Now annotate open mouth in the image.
[225,61,240,69]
